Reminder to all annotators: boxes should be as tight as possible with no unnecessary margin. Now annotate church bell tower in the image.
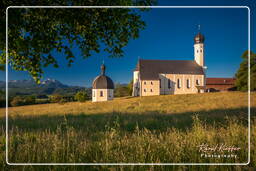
[194,26,205,67]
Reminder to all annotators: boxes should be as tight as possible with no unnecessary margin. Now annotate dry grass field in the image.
[0,91,255,170]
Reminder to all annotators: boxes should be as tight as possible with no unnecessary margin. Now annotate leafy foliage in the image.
[128,79,133,95]
[0,0,154,83]
[50,94,63,103]
[10,95,36,106]
[74,90,88,102]
[235,50,256,91]
[114,83,130,97]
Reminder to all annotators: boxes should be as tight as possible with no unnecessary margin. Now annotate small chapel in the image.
[92,64,114,102]
[132,31,207,96]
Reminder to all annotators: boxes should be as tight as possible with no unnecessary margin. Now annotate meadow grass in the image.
[0,92,255,170]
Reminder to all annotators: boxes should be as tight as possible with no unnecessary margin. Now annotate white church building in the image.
[92,64,114,102]
[132,31,207,96]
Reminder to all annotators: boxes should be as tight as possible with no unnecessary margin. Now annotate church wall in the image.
[158,74,205,95]
[133,71,140,96]
[92,89,113,102]
[141,80,160,96]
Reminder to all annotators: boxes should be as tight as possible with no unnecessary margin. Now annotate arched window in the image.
[144,89,146,92]
[100,91,103,97]
[168,79,171,89]
[150,89,153,92]
[196,79,200,85]
[151,81,153,85]
[177,79,181,88]
[187,79,190,88]
[93,90,95,97]
[144,81,146,85]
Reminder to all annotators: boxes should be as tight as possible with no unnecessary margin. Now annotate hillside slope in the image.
[3,92,254,117]
[1,92,255,168]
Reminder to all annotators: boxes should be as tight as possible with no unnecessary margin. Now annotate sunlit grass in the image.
[0,92,255,170]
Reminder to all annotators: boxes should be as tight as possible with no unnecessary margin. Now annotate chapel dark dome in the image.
[194,32,205,44]
[92,64,114,89]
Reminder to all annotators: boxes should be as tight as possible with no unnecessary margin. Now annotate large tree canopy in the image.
[0,0,154,83]
[235,50,256,91]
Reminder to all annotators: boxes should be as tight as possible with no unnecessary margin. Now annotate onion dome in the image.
[92,64,114,89]
[194,32,205,44]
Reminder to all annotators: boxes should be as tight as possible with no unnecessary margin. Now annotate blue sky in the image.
[1,0,255,87]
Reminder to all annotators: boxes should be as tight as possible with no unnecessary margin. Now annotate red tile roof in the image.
[206,78,236,85]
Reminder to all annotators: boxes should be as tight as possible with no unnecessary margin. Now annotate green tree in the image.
[235,50,256,91]
[0,0,154,82]
[128,79,133,96]
[75,91,88,102]
[114,83,130,97]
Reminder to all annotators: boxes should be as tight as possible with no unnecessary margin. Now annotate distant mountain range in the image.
[0,79,89,97]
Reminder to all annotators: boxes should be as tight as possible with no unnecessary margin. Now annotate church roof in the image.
[194,32,205,44]
[92,75,114,89]
[206,78,236,85]
[135,59,204,80]
[92,64,114,89]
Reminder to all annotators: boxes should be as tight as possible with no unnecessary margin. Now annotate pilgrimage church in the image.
[132,31,207,96]
[91,30,207,102]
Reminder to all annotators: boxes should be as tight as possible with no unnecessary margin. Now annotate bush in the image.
[0,98,5,108]
[0,90,5,107]
[24,96,36,105]
[114,85,130,97]
[10,96,36,107]
[10,96,25,106]
[50,94,63,103]
[74,91,88,102]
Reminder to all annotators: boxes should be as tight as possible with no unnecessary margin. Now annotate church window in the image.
[144,81,146,85]
[196,79,200,85]
[197,50,199,53]
[151,81,153,85]
[200,49,202,53]
[93,91,95,97]
[100,91,103,97]
[187,79,190,88]
[177,79,181,88]
[150,89,153,92]
[144,89,146,92]
[168,79,171,89]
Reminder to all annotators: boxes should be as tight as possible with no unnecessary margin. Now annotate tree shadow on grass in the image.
[1,107,254,133]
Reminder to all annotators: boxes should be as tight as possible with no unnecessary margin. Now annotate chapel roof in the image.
[92,64,114,89]
[135,59,205,80]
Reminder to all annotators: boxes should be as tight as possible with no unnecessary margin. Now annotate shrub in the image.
[10,96,25,107]
[114,85,130,97]
[50,94,63,103]
[24,96,36,105]
[10,96,36,107]
[74,91,88,102]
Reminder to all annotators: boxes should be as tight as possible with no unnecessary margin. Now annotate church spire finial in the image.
[101,62,106,75]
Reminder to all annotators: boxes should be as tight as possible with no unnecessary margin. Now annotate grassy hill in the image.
[0,92,255,170]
